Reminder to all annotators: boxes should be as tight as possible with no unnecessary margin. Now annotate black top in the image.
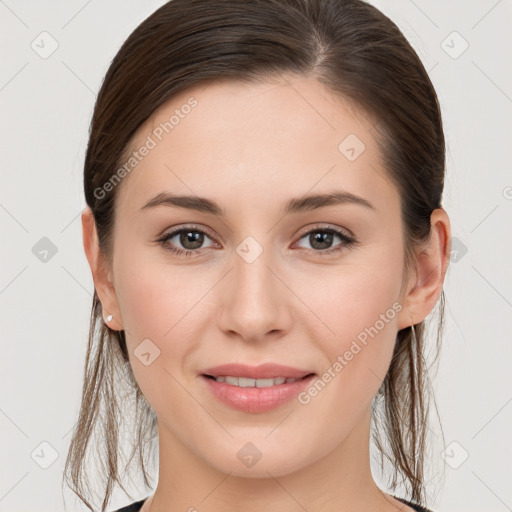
[111,498,146,512]
[111,495,433,511]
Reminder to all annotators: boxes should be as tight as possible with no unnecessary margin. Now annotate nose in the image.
[217,239,293,343]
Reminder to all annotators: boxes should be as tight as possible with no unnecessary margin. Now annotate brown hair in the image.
[63,0,447,510]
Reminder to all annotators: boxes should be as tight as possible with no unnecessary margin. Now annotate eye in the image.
[156,223,357,258]
[157,225,217,257]
[294,224,357,255]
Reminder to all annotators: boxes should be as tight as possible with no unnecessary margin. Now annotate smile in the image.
[204,375,309,388]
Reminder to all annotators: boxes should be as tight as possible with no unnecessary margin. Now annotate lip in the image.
[199,363,314,380]
[199,372,317,414]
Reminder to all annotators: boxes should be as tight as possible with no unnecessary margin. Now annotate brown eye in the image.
[174,230,204,250]
[158,226,216,256]
[295,225,356,255]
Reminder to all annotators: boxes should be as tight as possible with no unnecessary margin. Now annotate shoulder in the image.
[109,498,146,512]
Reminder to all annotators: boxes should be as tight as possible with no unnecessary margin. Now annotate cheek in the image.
[305,244,403,335]
[114,250,219,391]
[115,248,208,339]
[113,254,208,409]
[309,253,403,394]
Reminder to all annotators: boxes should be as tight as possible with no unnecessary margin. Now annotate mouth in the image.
[201,373,316,388]
[199,362,315,381]
[199,371,317,413]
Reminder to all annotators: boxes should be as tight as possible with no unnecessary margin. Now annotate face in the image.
[105,75,413,477]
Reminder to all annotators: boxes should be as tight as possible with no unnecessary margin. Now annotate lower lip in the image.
[200,374,316,413]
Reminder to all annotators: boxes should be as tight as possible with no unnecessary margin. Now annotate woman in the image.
[63,0,451,511]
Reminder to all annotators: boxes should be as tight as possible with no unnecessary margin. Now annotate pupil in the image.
[181,231,203,249]
[311,232,332,250]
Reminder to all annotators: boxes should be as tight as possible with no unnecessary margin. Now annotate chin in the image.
[202,446,313,479]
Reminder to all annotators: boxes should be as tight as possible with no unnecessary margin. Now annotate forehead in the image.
[115,74,398,218]
[142,75,376,149]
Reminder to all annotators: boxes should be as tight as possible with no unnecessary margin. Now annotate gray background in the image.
[1,1,511,511]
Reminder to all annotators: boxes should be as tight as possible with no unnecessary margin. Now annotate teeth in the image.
[213,376,300,387]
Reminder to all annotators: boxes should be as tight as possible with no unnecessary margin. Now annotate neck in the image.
[142,406,405,512]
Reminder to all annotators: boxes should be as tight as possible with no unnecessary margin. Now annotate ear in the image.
[397,208,451,330]
[82,207,124,331]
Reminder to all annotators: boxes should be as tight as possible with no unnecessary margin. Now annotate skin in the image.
[82,74,451,512]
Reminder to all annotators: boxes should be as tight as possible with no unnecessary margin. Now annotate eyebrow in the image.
[139,190,376,216]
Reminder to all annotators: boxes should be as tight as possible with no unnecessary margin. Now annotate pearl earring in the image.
[105,314,113,323]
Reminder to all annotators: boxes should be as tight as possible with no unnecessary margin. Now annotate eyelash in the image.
[156,223,357,258]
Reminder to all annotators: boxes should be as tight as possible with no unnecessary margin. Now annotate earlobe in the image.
[397,208,451,330]
[81,207,124,331]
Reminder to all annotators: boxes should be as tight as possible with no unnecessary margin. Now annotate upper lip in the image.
[200,363,315,380]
